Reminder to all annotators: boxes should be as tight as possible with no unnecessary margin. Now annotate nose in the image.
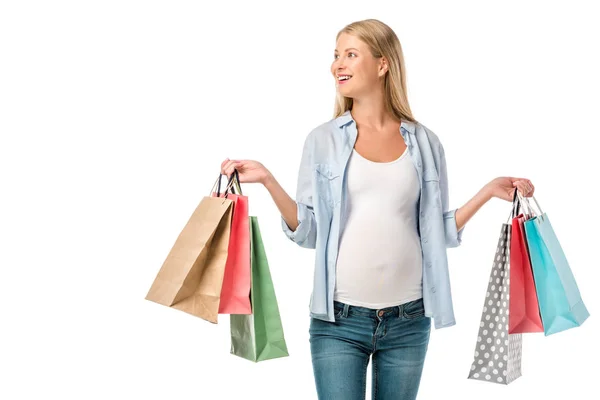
[335,64,348,75]
[333,55,348,69]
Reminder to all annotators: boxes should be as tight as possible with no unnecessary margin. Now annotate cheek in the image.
[351,63,373,83]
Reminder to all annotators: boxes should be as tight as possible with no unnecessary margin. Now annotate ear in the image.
[378,57,388,77]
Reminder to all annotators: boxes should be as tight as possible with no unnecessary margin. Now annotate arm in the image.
[263,174,299,231]
[454,190,492,233]
[438,142,469,248]
[221,134,318,248]
[274,133,318,249]
[438,143,533,245]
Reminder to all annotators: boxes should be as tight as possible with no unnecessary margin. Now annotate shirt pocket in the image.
[314,163,341,208]
[423,167,440,182]
[422,167,442,210]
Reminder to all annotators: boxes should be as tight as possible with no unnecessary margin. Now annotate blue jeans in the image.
[309,298,431,400]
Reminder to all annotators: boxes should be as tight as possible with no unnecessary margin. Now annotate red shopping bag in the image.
[509,212,544,333]
[212,171,252,314]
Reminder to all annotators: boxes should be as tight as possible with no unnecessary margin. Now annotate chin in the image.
[337,87,355,97]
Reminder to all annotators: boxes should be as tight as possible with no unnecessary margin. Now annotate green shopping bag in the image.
[230,216,289,362]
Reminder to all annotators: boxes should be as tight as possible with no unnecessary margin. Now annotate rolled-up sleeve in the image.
[281,202,316,248]
[439,142,464,248]
[281,132,318,249]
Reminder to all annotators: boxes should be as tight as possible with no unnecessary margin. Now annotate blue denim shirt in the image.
[281,110,465,329]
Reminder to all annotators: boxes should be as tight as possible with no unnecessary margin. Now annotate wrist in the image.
[262,171,275,188]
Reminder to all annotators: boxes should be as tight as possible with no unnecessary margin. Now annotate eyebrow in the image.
[334,48,359,53]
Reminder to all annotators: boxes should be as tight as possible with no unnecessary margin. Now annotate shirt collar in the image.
[334,109,416,136]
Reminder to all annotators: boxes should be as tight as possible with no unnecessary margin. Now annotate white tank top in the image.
[333,146,423,309]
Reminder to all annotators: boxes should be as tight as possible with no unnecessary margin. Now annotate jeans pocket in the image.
[403,298,425,319]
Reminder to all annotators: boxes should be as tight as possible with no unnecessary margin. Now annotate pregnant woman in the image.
[220,18,534,400]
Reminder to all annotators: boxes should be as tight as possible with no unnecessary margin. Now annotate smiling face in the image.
[331,32,387,99]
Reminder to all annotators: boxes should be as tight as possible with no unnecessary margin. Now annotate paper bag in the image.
[230,216,289,362]
[524,212,589,335]
[509,213,544,333]
[468,222,522,385]
[145,195,233,323]
[216,172,251,314]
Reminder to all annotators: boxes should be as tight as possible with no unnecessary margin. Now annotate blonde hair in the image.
[333,19,417,124]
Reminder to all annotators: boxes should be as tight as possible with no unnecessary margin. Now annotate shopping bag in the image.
[468,198,522,384]
[509,189,544,333]
[230,216,289,362]
[215,171,251,315]
[520,194,589,336]
[145,176,235,323]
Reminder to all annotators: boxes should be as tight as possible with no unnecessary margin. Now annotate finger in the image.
[220,158,231,173]
[225,161,242,177]
[222,160,236,175]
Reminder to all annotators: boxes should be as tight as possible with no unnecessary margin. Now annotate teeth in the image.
[338,75,351,81]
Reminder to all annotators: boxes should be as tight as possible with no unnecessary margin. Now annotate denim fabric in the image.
[309,298,431,400]
[282,110,465,329]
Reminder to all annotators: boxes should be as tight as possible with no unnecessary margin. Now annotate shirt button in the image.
[423,238,428,243]
[417,161,422,167]
[427,262,432,268]
[420,211,425,217]
[431,286,436,293]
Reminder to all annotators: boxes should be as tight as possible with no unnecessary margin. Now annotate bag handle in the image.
[506,188,522,223]
[230,170,243,195]
[210,173,235,198]
[516,191,544,219]
[212,169,243,198]
[224,170,243,196]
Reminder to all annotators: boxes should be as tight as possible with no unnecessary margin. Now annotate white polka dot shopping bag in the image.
[468,221,522,385]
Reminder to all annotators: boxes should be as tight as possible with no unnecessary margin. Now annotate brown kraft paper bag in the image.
[145,195,234,323]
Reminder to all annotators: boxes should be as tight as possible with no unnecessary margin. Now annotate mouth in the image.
[337,74,352,84]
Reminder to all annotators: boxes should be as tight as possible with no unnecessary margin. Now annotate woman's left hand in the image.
[484,177,535,202]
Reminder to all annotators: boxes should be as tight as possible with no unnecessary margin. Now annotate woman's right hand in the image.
[220,158,272,185]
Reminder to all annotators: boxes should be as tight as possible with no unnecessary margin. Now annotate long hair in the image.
[333,19,417,124]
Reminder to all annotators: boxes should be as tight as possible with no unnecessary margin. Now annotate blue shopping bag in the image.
[519,194,589,336]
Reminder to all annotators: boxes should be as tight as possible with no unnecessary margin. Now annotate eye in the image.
[348,52,357,57]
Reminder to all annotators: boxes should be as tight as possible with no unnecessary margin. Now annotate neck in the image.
[349,92,396,130]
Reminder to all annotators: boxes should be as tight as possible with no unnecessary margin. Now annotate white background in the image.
[1,1,599,399]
